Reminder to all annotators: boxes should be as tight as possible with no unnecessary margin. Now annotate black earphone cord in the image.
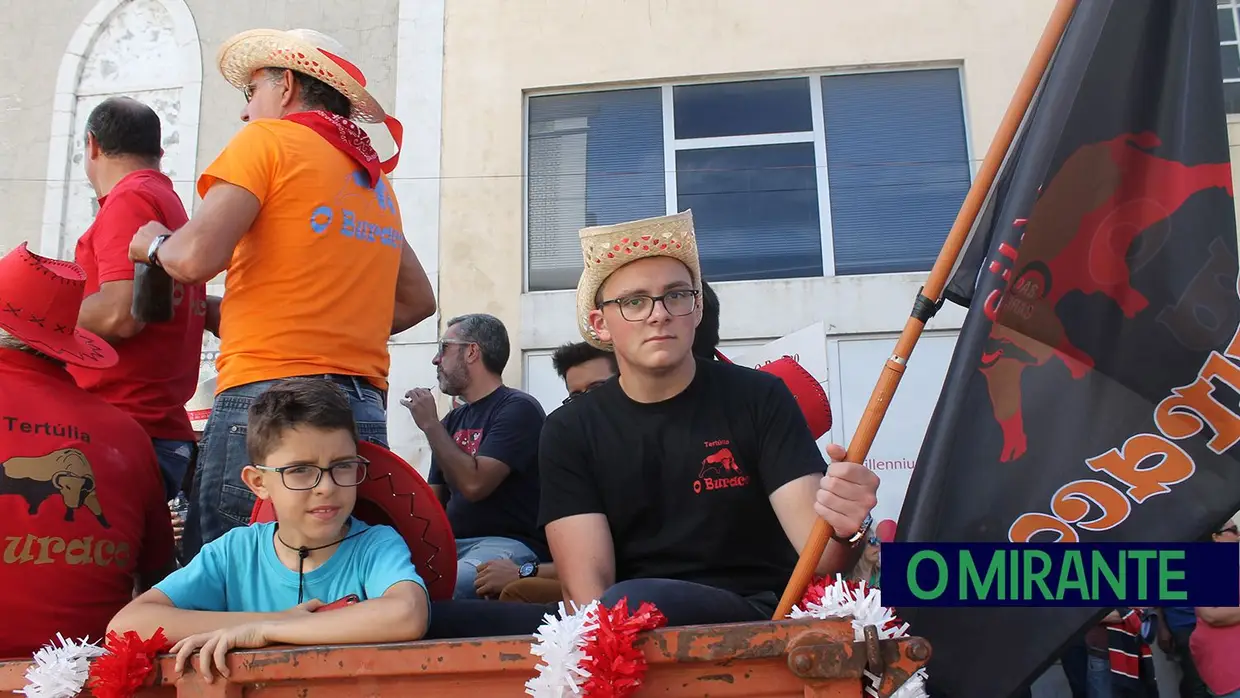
[274,523,367,604]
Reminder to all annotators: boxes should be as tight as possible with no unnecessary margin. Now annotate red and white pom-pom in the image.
[527,598,667,698]
[526,601,602,697]
[17,634,106,698]
[789,575,929,698]
[86,628,170,698]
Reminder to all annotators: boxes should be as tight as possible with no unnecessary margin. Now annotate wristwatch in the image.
[518,561,539,579]
[832,514,873,548]
[147,234,170,267]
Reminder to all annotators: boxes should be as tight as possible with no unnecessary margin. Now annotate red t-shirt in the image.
[1191,605,1240,695]
[68,170,206,442]
[0,349,174,658]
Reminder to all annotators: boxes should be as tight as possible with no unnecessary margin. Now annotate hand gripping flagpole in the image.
[772,0,1081,621]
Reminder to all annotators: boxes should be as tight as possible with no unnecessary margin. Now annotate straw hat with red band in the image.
[216,28,404,174]
[0,243,117,369]
[576,210,702,351]
[715,350,833,440]
[249,441,458,602]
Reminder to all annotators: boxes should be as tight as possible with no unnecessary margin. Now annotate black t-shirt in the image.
[538,358,828,597]
[429,385,549,559]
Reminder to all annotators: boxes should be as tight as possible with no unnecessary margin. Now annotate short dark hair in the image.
[447,313,510,376]
[247,378,357,463]
[266,68,352,118]
[692,280,721,360]
[84,97,162,160]
[551,341,617,379]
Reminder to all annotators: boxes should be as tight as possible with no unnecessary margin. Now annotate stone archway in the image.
[40,0,202,260]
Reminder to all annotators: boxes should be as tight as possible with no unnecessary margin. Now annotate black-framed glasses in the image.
[242,83,257,102]
[599,289,699,322]
[254,457,369,490]
[562,379,609,405]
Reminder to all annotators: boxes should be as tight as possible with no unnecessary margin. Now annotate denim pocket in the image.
[218,423,257,527]
[357,420,389,449]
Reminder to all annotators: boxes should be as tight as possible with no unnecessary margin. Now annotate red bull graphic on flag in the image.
[891,2,1240,697]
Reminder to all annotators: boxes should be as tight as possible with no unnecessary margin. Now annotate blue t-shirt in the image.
[156,518,426,612]
[1163,606,1198,632]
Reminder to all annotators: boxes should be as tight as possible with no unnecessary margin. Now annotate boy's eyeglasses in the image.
[562,380,609,405]
[598,289,699,322]
[253,457,370,491]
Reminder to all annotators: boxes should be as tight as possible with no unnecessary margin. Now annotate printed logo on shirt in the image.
[453,429,483,456]
[0,448,132,569]
[305,172,403,248]
[693,439,751,495]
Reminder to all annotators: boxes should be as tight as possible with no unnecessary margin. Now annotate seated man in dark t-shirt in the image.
[538,210,880,626]
[403,313,548,600]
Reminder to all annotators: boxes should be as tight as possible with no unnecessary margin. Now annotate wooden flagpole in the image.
[772,0,1081,621]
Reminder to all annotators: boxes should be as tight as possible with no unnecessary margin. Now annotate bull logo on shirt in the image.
[453,429,483,457]
[693,445,750,494]
[0,448,109,528]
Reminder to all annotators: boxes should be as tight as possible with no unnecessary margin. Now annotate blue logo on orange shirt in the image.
[308,172,403,247]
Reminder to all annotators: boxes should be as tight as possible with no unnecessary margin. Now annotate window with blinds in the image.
[525,68,971,290]
[822,69,971,276]
[526,88,665,292]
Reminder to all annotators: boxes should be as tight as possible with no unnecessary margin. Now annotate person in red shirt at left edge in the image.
[69,96,207,501]
[0,243,175,658]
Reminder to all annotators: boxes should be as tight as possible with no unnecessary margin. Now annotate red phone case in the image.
[313,594,360,612]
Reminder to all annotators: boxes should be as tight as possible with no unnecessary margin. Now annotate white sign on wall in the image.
[828,333,958,533]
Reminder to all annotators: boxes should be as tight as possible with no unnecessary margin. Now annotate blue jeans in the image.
[1088,654,1113,698]
[454,536,538,600]
[181,375,388,561]
[151,438,193,502]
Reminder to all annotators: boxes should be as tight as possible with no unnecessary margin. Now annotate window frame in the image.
[521,62,974,293]
[1220,0,1240,116]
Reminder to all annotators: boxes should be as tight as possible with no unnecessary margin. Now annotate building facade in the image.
[3,1,1239,513]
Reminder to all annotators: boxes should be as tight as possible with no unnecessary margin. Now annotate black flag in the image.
[895,1,1240,697]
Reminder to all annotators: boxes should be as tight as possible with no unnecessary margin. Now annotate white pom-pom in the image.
[525,600,601,698]
[17,634,106,698]
[789,577,928,698]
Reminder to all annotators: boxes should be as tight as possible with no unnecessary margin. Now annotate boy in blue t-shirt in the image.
[109,378,429,681]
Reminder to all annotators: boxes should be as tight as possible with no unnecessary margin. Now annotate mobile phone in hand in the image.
[313,594,360,612]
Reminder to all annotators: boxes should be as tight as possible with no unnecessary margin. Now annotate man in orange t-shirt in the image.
[128,29,436,560]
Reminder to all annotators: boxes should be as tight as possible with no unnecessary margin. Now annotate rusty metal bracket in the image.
[786,630,932,698]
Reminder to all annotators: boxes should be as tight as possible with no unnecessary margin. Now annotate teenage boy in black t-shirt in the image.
[403,313,548,600]
[539,210,880,626]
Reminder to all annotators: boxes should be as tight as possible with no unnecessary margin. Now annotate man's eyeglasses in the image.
[562,380,609,405]
[242,83,257,102]
[599,289,699,322]
[435,339,474,357]
[253,457,370,491]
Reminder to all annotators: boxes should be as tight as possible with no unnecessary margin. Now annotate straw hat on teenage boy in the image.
[575,210,703,351]
[214,28,404,171]
[0,242,117,368]
[575,213,833,440]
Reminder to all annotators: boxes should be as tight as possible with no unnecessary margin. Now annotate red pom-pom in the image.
[800,575,829,609]
[87,628,170,698]
[579,597,667,698]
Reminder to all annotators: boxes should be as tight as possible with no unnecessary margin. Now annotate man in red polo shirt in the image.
[0,243,174,658]
[69,96,206,501]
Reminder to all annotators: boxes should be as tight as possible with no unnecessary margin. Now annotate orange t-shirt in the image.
[197,119,403,394]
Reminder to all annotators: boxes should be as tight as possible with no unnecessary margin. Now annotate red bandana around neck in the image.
[283,110,382,188]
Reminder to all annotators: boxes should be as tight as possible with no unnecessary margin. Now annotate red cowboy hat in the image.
[0,243,116,368]
[250,440,457,601]
[716,350,832,439]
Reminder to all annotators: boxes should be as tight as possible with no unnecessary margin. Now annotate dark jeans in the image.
[426,578,775,640]
[1172,626,1211,698]
[1060,636,1090,698]
[151,438,194,502]
[181,375,388,561]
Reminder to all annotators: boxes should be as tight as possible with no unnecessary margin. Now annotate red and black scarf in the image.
[1105,608,1158,697]
[283,110,390,188]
